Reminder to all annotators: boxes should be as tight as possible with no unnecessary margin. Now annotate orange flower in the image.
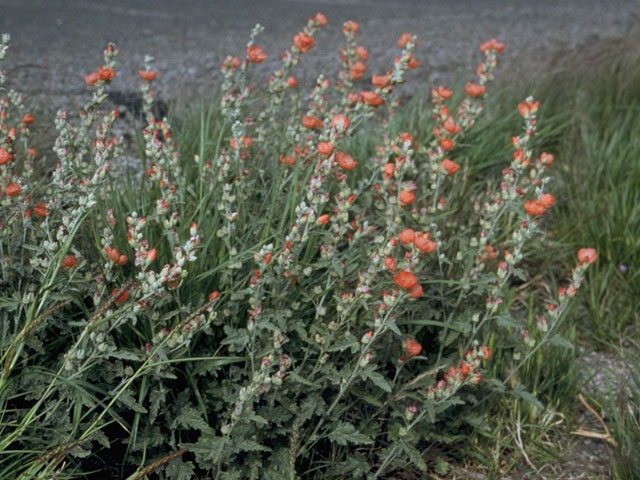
[105,245,128,266]
[264,252,272,265]
[331,113,350,131]
[361,91,384,106]
[443,117,461,135]
[138,69,158,82]
[518,100,539,117]
[350,61,366,80]
[440,138,454,150]
[112,287,129,304]
[397,32,413,48]
[209,290,221,301]
[513,149,524,163]
[317,214,330,225]
[371,74,390,88]
[287,76,297,87]
[540,193,555,208]
[480,38,505,53]
[437,85,453,99]
[347,92,359,104]
[336,152,357,170]
[398,228,415,244]
[247,45,267,63]
[0,148,12,165]
[22,114,34,125]
[404,338,422,357]
[384,256,397,271]
[146,248,157,262]
[5,183,21,197]
[393,270,417,290]
[485,245,498,259]
[414,232,437,253]
[524,199,546,216]
[355,45,369,60]
[222,55,242,69]
[302,116,323,129]
[383,162,395,179]
[441,158,460,174]
[399,132,413,145]
[293,32,315,53]
[398,190,415,205]
[85,71,100,86]
[465,82,486,97]
[540,152,554,165]
[229,136,253,150]
[279,154,296,166]
[577,248,597,265]
[61,255,78,268]
[317,142,334,156]
[98,66,116,81]
[407,54,419,69]
[408,283,423,298]
[343,21,359,34]
[313,12,327,26]
[33,202,47,218]
[480,345,492,360]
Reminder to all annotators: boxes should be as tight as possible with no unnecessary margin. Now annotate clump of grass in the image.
[504,30,640,342]
[607,354,640,479]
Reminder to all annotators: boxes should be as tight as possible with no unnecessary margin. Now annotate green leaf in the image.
[435,457,450,475]
[221,325,249,348]
[328,422,374,446]
[192,356,247,376]
[107,349,144,361]
[549,334,574,350]
[0,293,21,312]
[164,458,195,480]
[353,389,383,407]
[326,333,359,353]
[298,394,324,421]
[326,453,370,478]
[360,367,392,393]
[288,372,321,389]
[511,384,544,410]
[116,389,148,414]
[180,432,229,468]
[233,438,271,453]
[444,329,460,347]
[171,405,211,432]
[496,314,522,328]
[400,440,427,471]
[485,377,506,393]
[510,267,527,281]
[423,401,436,423]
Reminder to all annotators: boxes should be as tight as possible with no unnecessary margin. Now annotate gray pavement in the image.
[1,0,639,112]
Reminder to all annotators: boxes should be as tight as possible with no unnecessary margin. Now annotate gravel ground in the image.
[1,0,639,113]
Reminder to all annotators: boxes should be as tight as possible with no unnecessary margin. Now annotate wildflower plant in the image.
[0,17,597,480]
